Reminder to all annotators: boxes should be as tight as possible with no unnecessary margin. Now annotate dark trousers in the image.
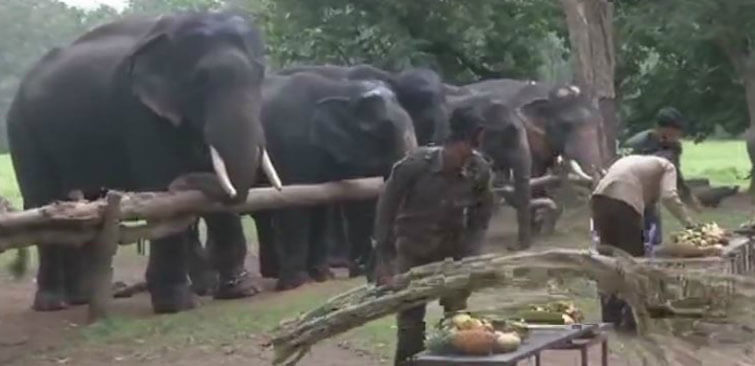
[393,237,476,365]
[591,195,643,331]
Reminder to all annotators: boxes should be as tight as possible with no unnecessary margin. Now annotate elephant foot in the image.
[328,257,351,268]
[348,262,365,278]
[149,284,197,314]
[275,272,310,291]
[32,290,68,312]
[214,270,259,300]
[191,271,219,297]
[309,267,335,282]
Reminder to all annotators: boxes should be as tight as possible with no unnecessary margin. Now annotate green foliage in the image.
[616,0,755,140]
[126,0,222,15]
[258,0,564,83]
[0,0,116,153]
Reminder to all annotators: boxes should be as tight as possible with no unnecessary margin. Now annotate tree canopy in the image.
[0,0,753,152]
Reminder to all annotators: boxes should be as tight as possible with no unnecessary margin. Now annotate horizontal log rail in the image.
[0,177,385,253]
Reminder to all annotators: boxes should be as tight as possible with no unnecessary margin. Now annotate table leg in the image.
[535,352,541,366]
[601,339,608,366]
[580,345,588,366]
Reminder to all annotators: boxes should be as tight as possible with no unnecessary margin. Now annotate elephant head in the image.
[449,93,532,247]
[310,81,418,179]
[126,13,279,200]
[394,69,450,146]
[516,83,603,178]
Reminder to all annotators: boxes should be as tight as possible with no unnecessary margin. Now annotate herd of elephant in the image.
[6,13,603,314]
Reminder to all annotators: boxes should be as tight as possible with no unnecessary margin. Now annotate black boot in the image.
[394,322,426,366]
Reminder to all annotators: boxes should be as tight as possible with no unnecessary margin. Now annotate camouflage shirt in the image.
[373,146,495,264]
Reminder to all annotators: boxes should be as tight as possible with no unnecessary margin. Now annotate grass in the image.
[0,140,754,363]
[681,140,751,187]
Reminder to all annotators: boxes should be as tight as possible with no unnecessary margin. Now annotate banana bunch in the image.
[515,301,584,325]
[672,222,729,247]
[428,313,523,355]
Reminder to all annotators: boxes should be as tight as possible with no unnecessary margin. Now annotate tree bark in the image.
[87,192,122,323]
[743,69,755,193]
[559,0,617,164]
[0,177,385,252]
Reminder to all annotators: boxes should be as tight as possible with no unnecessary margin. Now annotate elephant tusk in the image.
[404,132,418,153]
[569,160,593,181]
[210,146,238,198]
[261,148,283,191]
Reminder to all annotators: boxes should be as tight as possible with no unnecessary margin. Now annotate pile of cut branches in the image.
[270,248,755,365]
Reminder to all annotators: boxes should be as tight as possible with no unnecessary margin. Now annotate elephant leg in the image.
[343,200,377,278]
[273,208,311,291]
[327,205,350,268]
[146,232,196,314]
[62,245,95,306]
[254,210,279,278]
[203,212,258,299]
[186,222,217,297]
[33,245,67,311]
[308,206,334,282]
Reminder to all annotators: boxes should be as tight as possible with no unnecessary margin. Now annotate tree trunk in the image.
[743,69,755,193]
[559,0,617,165]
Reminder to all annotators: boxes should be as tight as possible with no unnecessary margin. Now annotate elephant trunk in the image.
[563,124,603,179]
[204,87,278,202]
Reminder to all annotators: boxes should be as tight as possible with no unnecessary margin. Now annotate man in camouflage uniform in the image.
[373,106,495,365]
[623,107,702,248]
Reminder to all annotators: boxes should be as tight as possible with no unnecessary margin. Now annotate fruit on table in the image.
[451,329,496,355]
[452,313,483,330]
[672,222,729,247]
[494,331,521,353]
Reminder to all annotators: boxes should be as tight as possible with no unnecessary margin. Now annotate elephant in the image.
[252,72,417,290]
[446,93,533,248]
[6,12,280,313]
[464,79,603,234]
[277,64,448,275]
[277,64,449,146]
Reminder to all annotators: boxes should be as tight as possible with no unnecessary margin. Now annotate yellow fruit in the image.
[451,314,473,329]
[452,329,496,355]
[494,331,521,353]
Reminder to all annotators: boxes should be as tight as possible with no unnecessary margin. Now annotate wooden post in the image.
[88,191,122,323]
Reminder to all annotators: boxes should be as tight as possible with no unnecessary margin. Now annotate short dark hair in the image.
[447,106,485,143]
[656,107,686,130]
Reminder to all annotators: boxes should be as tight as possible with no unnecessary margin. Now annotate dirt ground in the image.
[2,192,755,366]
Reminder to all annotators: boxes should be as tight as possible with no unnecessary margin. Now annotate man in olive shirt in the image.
[374,106,494,365]
[591,153,696,331]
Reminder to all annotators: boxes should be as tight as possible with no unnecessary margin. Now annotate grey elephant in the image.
[276,64,448,276]
[464,79,603,234]
[446,93,533,249]
[252,73,417,290]
[7,12,280,313]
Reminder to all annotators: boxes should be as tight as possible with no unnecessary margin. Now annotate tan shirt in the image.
[593,155,692,226]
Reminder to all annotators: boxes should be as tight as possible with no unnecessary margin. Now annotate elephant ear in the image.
[126,21,182,127]
[310,97,360,164]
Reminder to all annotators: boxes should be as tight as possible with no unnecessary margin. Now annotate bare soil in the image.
[1,192,754,366]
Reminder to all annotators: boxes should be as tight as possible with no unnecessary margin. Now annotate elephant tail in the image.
[8,247,29,279]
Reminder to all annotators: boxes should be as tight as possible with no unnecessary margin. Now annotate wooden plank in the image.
[88,191,122,323]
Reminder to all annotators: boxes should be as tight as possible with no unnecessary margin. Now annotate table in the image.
[411,324,608,366]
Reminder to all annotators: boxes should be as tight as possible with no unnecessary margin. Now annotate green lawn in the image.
[681,140,751,187]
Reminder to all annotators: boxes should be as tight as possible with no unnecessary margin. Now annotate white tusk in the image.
[210,146,237,198]
[261,148,283,191]
[569,160,593,181]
